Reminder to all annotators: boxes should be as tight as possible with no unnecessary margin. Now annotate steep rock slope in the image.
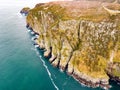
[23,1,120,89]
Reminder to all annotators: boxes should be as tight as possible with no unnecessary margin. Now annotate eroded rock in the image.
[20,7,30,16]
[24,0,120,89]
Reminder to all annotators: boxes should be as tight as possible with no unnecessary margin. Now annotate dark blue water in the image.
[0,1,120,90]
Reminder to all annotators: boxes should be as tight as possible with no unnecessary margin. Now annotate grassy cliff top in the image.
[21,7,30,12]
[33,1,120,22]
[26,0,120,80]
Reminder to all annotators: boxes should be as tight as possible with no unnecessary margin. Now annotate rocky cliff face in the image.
[20,7,30,16]
[23,0,120,89]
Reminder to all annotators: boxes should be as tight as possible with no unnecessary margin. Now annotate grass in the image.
[71,50,108,78]
[21,7,30,12]
[113,69,120,77]
[113,50,120,63]
[26,2,120,79]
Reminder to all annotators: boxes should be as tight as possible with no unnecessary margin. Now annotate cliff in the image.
[20,7,30,16]
[22,0,120,89]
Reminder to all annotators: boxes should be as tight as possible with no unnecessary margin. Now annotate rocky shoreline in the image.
[26,24,111,90]
[107,72,120,84]
[106,62,120,85]
[21,1,120,89]
[20,7,30,16]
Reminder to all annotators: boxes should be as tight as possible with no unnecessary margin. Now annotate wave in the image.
[59,69,64,73]
[27,29,31,32]
[31,37,35,41]
[39,55,59,90]
[35,49,59,90]
[31,48,36,51]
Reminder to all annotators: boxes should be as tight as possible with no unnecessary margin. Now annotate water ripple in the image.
[34,48,59,90]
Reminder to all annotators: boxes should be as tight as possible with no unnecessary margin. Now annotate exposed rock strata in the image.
[20,7,30,16]
[107,62,120,84]
[22,0,120,89]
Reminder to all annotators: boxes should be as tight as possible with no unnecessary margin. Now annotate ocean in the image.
[0,0,119,90]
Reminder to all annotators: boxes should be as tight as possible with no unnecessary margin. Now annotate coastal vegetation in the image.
[21,0,120,89]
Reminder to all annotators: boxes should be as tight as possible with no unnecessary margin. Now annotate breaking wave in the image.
[35,48,59,90]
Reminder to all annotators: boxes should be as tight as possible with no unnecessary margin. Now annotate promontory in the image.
[21,0,120,89]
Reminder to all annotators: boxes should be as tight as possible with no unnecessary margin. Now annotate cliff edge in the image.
[22,0,120,89]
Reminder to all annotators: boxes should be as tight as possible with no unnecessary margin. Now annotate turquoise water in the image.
[0,1,120,90]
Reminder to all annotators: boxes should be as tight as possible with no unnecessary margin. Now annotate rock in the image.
[59,39,73,71]
[20,7,30,16]
[107,62,120,84]
[67,61,74,75]
[72,68,110,89]
[44,50,51,57]
[49,55,56,63]
[24,0,120,89]
[52,58,59,67]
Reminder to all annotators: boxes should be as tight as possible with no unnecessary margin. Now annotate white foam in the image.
[27,30,31,32]
[35,45,39,48]
[31,31,35,35]
[31,37,35,41]
[35,34,39,38]
[31,48,36,51]
[38,55,59,90]
[59,69,64,73]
